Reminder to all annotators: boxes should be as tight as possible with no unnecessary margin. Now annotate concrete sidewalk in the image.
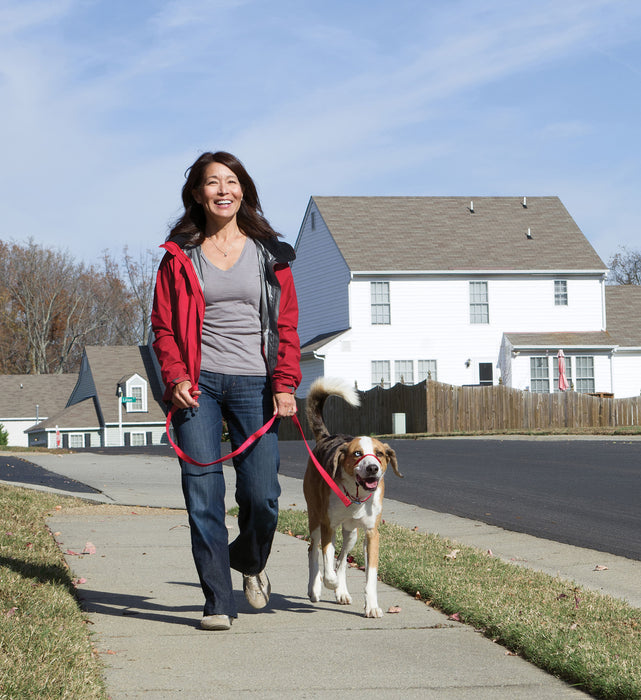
[11,451,639,697]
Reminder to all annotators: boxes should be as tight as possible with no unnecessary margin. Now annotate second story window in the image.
[395,360,414,385]
[555,280,568,306]
[371,281,390,325]
[469,281,489,324]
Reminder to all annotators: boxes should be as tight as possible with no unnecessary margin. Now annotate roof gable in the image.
[311,196,606,272]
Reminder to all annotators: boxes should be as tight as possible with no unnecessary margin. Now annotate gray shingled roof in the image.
[312,196,606,272]
[605,285,641,347]
[28,346,166,431]
[504,331,615,349]
[0,374,78,420]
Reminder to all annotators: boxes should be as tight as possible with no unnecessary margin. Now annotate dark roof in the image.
[300,329,349,355]
[0,374,78,419]
[312,196,606,272]
[605,285,641,347]
[505,332,615,349]
[28,345,166,431]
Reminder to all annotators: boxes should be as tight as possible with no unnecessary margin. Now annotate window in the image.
[371,361,391,388]
[469,281,489,324]
[371,282,390,325]
[555,280,568,306]
[553,355,573,392]
[530,357,550,393]
[418,359,438,382]
[479,363,493,386]
[125,375,148,413]
[130,432,146,447]
[68,433,84,449]
[395,360,414,385]
[575,356,595,393]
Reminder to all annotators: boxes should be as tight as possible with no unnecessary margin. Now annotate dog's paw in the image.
[335,590,352,605]
[365,605,383,618]
[323,574,338,590]
[308,582,322,602]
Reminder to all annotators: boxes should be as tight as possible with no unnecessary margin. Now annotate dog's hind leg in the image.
[334,525,358,605]
[308,526,323,602]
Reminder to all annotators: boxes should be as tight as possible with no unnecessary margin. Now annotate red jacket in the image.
[151,238,301,402]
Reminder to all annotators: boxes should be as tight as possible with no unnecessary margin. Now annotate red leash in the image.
[165,408,352,507]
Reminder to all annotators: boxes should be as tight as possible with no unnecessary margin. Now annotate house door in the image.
[479,362,493,386]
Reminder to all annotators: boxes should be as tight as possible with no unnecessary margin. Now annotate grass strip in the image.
[276,508,641,700]
[0,485,107,699]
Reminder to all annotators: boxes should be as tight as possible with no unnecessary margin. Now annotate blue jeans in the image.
[172,371,281,617]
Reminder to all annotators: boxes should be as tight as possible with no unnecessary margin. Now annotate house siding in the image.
[292,201,351,346]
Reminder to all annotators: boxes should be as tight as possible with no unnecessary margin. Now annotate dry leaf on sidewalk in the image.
[387,606,402,614]
[82,542,97,555]
[593,564,609,571]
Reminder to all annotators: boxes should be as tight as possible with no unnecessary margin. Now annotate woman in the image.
[151,151,301,631]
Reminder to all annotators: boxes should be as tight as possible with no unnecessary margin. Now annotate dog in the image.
[303,377,403,617]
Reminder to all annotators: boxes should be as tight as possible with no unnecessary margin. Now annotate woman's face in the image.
[193,162,244,227]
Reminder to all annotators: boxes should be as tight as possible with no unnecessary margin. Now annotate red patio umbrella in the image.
[557,349,569,392]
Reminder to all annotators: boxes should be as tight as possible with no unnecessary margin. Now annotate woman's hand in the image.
[273,391,297,418]
[171,380,201,409]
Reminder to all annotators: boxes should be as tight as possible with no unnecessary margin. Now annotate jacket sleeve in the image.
[272,264,301,393]
[151,255,191,394]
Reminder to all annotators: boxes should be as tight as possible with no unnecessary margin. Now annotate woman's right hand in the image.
[171,380,201,409]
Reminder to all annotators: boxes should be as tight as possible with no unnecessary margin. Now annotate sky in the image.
[1,0,640,268]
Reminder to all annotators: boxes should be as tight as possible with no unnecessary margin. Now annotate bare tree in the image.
[0,240,137,373]
[121,246,162,345]
[608,246,641,285]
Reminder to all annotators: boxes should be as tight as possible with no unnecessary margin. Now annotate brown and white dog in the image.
[303,377,403,618]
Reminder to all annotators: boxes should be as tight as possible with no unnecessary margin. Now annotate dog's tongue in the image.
[365,479,378,490]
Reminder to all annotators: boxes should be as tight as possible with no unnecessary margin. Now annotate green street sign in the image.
[122,396,137,403]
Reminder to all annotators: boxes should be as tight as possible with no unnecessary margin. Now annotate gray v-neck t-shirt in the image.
[199,239,266,376]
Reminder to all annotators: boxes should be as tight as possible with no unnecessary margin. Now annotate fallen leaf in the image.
[25,543,33,549]
[387,606,402,614]
[487,549,493,557]
[594,564,609,571]
[415,591,422,600]
[82,542,97,555]
[55,505,62,510]
[445,549,460,560]
[412,526,419,531]
[569,623,578,630]
[448,612,461,621]
[72,578,87,587]
[505,650,517,656]
[5,607,17,618]
[65,549,80,556]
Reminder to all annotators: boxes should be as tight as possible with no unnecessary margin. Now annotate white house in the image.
[24,345,168,448]
[292,196,641,398]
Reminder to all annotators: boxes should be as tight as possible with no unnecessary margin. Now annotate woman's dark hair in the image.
[167,151,280,244]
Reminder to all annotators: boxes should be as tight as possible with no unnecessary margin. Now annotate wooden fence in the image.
[278,380,641,439]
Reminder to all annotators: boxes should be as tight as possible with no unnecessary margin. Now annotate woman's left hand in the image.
[273,392,297,418]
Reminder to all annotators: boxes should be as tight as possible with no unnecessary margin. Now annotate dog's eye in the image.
[353,450,362,457]
[376,450,384,458]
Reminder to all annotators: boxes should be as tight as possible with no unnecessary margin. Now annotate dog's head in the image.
[332,436,403,493]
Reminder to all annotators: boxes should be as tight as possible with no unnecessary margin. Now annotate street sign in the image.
[122,396,137,403]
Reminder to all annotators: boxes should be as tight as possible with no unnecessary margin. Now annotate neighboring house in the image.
[25,345,168,448]
[0,374,78,447]
[292,196,641,398]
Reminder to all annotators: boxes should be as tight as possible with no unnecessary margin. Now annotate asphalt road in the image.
[277,438,641,562]
[3,438,640,561]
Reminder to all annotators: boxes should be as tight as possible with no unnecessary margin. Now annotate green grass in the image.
[0,485,107,699]
[276,508,641,700]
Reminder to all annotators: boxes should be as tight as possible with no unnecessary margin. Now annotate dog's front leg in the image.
[308,526,323,602]
[321,523,338,590]
[335,526,358,605]
[363,528,382,618]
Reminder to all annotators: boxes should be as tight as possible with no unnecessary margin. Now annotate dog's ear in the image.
[332,444,348,479]
[383,444,403,478]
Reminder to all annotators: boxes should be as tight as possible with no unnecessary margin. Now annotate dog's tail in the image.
[305,377,360,442]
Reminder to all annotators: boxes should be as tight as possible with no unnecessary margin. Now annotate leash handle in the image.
[165,405,277,467]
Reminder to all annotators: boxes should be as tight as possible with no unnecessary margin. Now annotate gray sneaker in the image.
[243,570,271,609]
[200,614,232,631]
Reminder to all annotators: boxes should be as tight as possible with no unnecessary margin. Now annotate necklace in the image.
[209,235,239,257]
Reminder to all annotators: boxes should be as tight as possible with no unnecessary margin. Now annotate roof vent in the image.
[469,200,474,213]
[526,228,533,239]
[522,196,527,208]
